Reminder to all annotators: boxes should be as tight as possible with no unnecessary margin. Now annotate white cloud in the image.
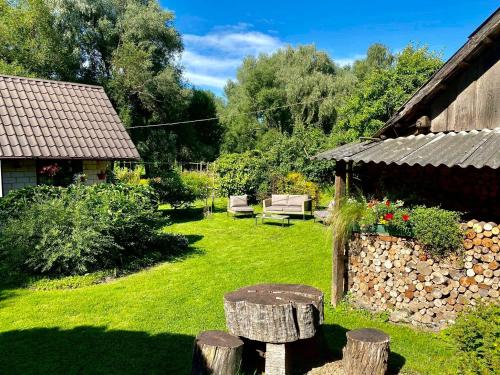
[181,26,284,92]
[183,71,228,89]
[334,54,366,67]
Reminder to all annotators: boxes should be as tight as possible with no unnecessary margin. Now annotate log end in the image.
[346,328,390,344]
[196,330,244,348]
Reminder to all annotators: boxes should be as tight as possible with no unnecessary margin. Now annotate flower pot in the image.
[375,224,389,235]
[97,172,106,180]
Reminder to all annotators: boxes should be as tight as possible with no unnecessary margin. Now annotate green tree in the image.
[0,0,220,166]
[219,45,357,153]
[331,45,442,145]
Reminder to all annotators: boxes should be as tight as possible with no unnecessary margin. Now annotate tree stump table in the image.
[342,328,390,375]
[192,330,244,375]
[224,284,324,375]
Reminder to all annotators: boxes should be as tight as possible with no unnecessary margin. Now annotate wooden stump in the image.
[191,330,244,375]
[265,343,289,375]
[224,284,324,343]
[342,328,390,375]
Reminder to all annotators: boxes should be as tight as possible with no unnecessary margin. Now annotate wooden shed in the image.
[314,9,500,305]
[315,8,500,221]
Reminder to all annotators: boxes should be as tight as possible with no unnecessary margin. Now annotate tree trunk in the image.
[191,330,244,375]
[332,161,347,306]
[343,328,390,375]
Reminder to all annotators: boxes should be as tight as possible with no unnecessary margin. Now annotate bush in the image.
[113,165,145,185]
[213,150,268,200]
[149,169,197,208]
[272,172,320,202]
[181,171,213,202]
[0,184,188,276]
[411,206,463,257]
[447,303,500,374]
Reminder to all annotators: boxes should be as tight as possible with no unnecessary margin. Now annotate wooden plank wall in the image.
[430,47,500,132]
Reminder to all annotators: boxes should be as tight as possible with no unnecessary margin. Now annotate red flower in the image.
[385,200,391,207]
[384,213,394,220]
[402,214,410,222]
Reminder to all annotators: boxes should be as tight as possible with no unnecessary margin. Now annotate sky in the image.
[160,1,498,96]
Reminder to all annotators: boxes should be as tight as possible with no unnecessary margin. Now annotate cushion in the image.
[283,206,302,212]
[232,206,254,212]
[314,210,329,218]
[230,195,248,207]
[265,205,284,212]
[288,194,308,206]
[271,194,289,206]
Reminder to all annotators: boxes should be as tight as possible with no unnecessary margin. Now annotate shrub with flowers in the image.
[356,197,462,256]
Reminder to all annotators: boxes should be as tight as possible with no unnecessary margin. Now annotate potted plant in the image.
[97,170,107,180]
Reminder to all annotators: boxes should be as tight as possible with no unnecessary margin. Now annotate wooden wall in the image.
[430,46,500,132]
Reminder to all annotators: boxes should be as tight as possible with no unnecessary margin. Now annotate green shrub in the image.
[411,206,463,257]
[149,169,197,208]
[181,171,213,201]
[0,184,188,277]
[113,165,145,185]
[213,150,268,200]
[447,303,500,374]
[272,172,320,202]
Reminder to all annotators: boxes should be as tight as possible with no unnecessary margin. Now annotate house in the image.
[314,8,500,221]
[0,74,140,197]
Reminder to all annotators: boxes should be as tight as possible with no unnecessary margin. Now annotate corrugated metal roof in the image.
[0,74,140,160]
[313,128,500,169]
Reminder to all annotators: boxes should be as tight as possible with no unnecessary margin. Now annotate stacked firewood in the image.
[348,221,500,329]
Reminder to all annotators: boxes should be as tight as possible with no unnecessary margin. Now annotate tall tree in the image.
[0,0,221,167]
[331,44,442,145]
[219,45,357,153]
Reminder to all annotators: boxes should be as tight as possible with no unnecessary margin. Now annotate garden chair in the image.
[313,200,335,224]
[227,195,254,218]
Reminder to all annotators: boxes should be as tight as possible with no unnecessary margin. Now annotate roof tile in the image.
[0,75,139,160]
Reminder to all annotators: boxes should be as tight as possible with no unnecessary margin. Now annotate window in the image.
[37,160,83,187]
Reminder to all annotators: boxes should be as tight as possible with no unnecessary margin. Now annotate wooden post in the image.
[332,161,346,306]
[346,161,353,196]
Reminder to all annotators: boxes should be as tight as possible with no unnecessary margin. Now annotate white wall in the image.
[83,160,109,185]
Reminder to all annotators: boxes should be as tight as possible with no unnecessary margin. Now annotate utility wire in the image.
[128,97,328,130]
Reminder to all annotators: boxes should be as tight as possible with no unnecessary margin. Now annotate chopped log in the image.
[491,226,500,236]
[482,238,494,248]
[465,229,476,239]
[192,330,244,375]
[483,222,494,231]
[473,222,484,233]
[224,284,324,343]
[467,219,478,228]
[343,328,390,375]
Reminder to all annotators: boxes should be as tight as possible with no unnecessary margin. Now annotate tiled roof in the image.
[0,74,140,160]
[313,128,500,169]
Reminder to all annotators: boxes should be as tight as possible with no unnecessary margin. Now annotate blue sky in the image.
[160,1,498,96]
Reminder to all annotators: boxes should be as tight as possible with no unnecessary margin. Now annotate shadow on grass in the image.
[321,324,406,374]
[0,326,195,375]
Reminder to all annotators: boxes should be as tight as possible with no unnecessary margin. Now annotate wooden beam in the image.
[332,161,346,306]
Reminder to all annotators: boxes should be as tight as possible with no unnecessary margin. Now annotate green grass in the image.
[0,202,457,374]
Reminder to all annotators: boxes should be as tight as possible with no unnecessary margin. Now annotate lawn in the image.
[0,203,457,374]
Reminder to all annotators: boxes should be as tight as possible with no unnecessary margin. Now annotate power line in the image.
[128,97,328,130]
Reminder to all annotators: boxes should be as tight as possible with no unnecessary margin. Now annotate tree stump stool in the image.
[224,284,324,375]
[342,328,390,375]
[191,330,244,375]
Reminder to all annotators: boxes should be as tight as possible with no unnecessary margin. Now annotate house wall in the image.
[429,46,500,132]
[83,160,109,185]
[1,160,37,196]
[348,229,500,330]
[0,159,110,195]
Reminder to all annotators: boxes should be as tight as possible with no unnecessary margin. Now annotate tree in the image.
[331,44,442,145]
[219,45,357,153]
[0,0,221,167]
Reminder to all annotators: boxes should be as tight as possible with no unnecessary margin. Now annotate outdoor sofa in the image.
[227,195,254,217]
[263,194,312,219]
